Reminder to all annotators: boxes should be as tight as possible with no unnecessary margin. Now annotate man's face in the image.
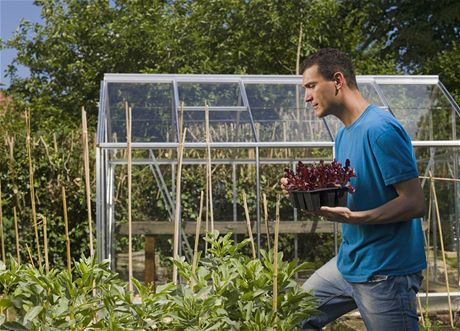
[302,64,337,118]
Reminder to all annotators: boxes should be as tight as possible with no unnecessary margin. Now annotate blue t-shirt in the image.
[335,104,426,283]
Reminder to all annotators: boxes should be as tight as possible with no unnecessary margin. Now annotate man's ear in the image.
[333,72,345,91]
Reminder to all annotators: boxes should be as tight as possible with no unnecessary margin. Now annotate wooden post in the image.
[62,186,71,272]
[81,107,94,257]
[25,110,42,268]
[144,235,156,286]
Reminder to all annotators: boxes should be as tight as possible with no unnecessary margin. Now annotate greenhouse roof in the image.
[97,74,460,146]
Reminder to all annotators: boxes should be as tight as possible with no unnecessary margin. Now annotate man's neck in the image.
[336,91,370,127]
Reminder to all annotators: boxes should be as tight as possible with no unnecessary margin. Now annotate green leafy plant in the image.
[0,231,318,330]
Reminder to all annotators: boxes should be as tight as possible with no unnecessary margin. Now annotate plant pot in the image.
[317,187,348,208]
[288,188,348,211]
[288,190,321,211]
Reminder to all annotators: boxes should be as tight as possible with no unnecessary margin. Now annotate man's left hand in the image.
[319,206,360,224]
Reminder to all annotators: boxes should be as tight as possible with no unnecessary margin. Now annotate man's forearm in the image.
[351,195,425,225]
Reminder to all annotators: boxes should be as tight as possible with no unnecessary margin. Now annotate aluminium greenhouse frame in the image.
[96,74,460,292]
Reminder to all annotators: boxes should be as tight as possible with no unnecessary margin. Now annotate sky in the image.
[0,0,42,89]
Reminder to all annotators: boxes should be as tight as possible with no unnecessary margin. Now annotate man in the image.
[288,48,427,330]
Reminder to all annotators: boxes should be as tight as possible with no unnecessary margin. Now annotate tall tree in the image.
[352,0,460,71]
[2,0,397,125]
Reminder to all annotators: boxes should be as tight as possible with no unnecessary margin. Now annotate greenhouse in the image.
[96,73,460,300]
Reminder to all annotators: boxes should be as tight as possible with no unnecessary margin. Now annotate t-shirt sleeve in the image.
[372,125,419,186]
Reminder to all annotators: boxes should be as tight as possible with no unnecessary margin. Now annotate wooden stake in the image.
[62,186,71,272]
[295,22,303,123]
[205,102,214,232]
[242,192,256,259]
[6,135,14,163]
[272,195,281,314]
[25,110,42,268]
[13,207,20,263]
[172,101,187,285]
[53,132,58,151]
[417,296,426,328]
[0,182,5,262]
[125,102,133,293]
[429,171,454,328]
[262,193,271,250]
[82,107,94,257]
[424,185,432,321]
[43,215,49,274]
[25,244,35,268]
[192,191,204,276]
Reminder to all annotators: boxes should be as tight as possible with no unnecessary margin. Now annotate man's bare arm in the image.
[319,177,425,224]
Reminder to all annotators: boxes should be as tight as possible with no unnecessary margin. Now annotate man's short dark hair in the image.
[300,48,358,90]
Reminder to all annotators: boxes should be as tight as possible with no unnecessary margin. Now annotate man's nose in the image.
[304,89,312,103]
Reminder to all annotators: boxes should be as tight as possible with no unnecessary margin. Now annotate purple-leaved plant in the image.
[283,159,356,192]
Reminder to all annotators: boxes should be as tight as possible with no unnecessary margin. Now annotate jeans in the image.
[301,256,423,331]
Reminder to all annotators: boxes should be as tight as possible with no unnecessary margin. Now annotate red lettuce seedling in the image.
[283,159,356,192]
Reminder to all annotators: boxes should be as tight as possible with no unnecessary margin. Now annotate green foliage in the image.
[353,0,460,71]
[0,103,94,267]
[1,0,403,126]
[0,232,317,330]
[171,231,318,330]
[425,41,460,105]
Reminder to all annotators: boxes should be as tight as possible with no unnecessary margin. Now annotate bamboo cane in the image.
[25,110,42,268]
[205,102,214,232]
[242,192,256,259]
[82,107,94,257]
[262,193,271,250]
[0,182,5,262]
[173,101,185,285]
[204,144,210,255]
[125,102,133,293]
[6,135,14,163]
[62,186,71,272]
[172,129,187,284]
[419,176,460,182]
[13,207,20,263]
[417,296,426,328]
[295,22,303,125]
[172,101,187,285]
[272,195,281,314]
[53,132,58,151]
[429,171,454,328]
[43,215,49,274]
[192,191,204,276]
[25,244,35,268]
[423,185,432,322]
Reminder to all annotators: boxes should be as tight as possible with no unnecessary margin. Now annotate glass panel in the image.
[246,84,332,142]
[182,109,254,142]
[414,146,460,290]
[377,84,454,140]
[178,82,241,106]
[107,83,175,143]
[358,83,385,106]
